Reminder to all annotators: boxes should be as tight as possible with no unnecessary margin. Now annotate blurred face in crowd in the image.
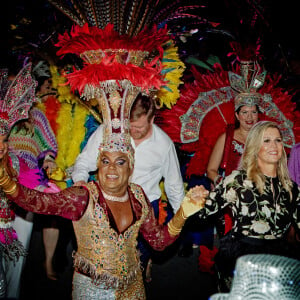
[0,134,8,159]
[130,114,153,143]
[235,105,259,131]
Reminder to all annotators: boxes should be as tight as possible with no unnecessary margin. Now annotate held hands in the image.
[168,185,208,237]
[181,185,208,218]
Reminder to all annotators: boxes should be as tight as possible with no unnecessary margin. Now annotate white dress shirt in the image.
[72,124,184,212]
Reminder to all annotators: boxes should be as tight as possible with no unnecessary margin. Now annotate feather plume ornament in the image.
[51,63,102,123]
[48,0,210,36]
[49,1,210,109]
[157,40,185,108]
[55,23,170,99]
[40,95,61,135]
[49,65,96,188]
[156,63,300,177]
[50,1,210,158]
[55,102,73,188]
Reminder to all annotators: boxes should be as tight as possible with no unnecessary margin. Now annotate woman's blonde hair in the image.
[240,121,292,194]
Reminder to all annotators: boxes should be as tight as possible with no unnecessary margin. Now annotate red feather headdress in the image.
[56,23,170,161]
[56,23,169,98]
[157,64,300,177]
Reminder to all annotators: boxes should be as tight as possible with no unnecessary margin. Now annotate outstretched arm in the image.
[0,166,88,220]
[140,185,207,251]
[162,142,185,213]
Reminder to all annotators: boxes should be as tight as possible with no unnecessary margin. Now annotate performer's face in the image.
[257,127,283,169]
[235,105,258,131]
[98,151,132,196]
[0,134,8,159]
[130,114,153,142]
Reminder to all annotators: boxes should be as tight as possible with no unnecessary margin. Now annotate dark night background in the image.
[1,1,300,70]
[2,1,299,105]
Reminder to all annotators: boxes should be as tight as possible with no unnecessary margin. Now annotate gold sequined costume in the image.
[6,181,177,299]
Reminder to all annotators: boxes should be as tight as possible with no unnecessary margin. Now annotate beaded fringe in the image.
[73,251,141,289]
[0,240,26,264]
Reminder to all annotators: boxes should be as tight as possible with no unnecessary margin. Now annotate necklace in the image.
[101,190,129,202]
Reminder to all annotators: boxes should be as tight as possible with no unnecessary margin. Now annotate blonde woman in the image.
[199,121,300,289]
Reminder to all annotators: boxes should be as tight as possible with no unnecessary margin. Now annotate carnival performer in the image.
[72,93,185,280]
[0,111,207,300]
[196,121,300,290]
[206,60,262,236]
[0,63,38,298]
[51,7,187,281]
[206,100,259,186]
[8,60,61,284]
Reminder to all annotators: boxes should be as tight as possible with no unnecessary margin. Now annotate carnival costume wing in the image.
[0,63,38,134]
[157,63,300,177]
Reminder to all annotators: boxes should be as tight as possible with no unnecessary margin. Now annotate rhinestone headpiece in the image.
[97,82,140,168]
[0,63,38,135]
[229,60,266,111]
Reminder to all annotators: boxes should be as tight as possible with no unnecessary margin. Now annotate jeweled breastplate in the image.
[72,182,149,288]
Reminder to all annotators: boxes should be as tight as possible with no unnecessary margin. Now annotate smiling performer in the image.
[0,23,207,299]
[207,60,265,188]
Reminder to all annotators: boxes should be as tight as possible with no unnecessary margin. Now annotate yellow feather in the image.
[158,40,185,109]
[49,65,91,188]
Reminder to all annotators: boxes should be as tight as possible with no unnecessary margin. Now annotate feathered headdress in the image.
[157,62,300,176]
[0,63,38,135]
[52,0,214,160]
[55,22,170,162]
[229,60,266,111]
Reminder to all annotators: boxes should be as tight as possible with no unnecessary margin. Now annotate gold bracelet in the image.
[1,180,15,190]
[0,176,10,186]
[3,182,17,195]
[168,222,181,236]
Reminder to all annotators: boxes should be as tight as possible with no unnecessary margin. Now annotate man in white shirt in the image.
[72,94,185,214]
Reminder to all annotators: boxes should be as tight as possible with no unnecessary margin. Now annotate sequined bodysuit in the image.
[9,181,176,299]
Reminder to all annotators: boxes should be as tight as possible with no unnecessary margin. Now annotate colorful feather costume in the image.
[156,63,300,177]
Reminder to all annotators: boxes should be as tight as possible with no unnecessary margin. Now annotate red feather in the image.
[56,23,169,57]
[65,61,165,93]
[43,96,61,135]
